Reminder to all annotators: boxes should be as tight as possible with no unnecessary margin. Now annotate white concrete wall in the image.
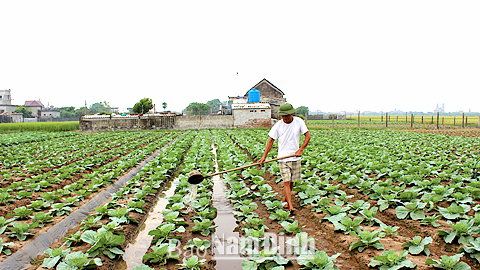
[233,108,271,126]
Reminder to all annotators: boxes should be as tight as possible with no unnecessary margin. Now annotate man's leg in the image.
[279,162,295,211]
[283,180,294,211]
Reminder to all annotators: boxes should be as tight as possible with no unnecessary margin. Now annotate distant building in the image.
[228,96,248,104]
[24,100,45,116]
[434,103,445,113]
[244,78,286,118]
[0,89,18,113]
[232,102,272,127]
[39,109,61,118]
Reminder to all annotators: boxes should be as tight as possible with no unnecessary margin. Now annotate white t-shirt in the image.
[268,116,309,162]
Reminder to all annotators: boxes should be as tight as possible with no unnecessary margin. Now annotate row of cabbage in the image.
[1,131,157,175]
[274,129,480,269]
[36,130,194,269]
[139,130,218,270]
[0,131,179,259]
[0,131,78,147]
[224,129,480,269]
[214,130,341,270]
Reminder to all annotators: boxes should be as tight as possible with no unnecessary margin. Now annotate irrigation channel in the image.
[211,144,242,269]
[114,179,178,270]
[114,142,242,270]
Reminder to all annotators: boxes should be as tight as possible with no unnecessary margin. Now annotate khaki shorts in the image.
[279,160,301,183]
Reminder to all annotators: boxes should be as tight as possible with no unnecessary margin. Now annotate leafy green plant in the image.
[0,216,15,234]
[297,250,341,270]
[285,232,316,256]
[28,199,51,211]
[0,192,14,205]
[425,253,471,270]
[279,220,303,234]
[243,217,269,231]
[349,230,385,252]
[243,227,265,240]
[378,193,400,212]
[41,247,72,269]
[264,200,286,211]
[322,205,348,222]
[64,231,83,247]
[80,216,102,231]
[438,220,479,245]
[132,265,156,270]
[0,238,14,255]
[332,216,363,234]
[402,236,432,256]
[190,197,212,212]
[368,250,416,270]
[183,238,211,251]
[379,223,399,236]
[360,206,383,226]
[8,206,34,219]
[420,214,441,227]
[56,251,102,270]
[50,203,73,216]
[395,200,426,220]
[31,212,54,227]
[143,242,180,265]
[149,222,185,244]
[107,208,137,224]
[348,200,370,214]
[460,237,480,263]
[269,209,293,222]
[190,219,217,236]
[176,255,206,270]
[242,247,290,270]
[80,230,125,259]
[437,203,470,220]
[233,203,259,221]
[6,222,39,241]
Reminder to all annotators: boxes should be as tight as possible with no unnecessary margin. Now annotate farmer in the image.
[258,103,311,214]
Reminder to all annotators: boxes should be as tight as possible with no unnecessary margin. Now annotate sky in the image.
[1,1,479,113]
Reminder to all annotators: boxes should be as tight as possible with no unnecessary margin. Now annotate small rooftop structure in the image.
[232,103,271,110]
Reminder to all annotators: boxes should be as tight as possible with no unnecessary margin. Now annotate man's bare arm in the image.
[259,137,275,165]
[295,131,311,156]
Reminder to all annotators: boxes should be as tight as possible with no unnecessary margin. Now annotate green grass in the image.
[308,115,480,129]
[0,121,79,132]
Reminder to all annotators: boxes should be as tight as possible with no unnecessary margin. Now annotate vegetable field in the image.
[0,129,480,270]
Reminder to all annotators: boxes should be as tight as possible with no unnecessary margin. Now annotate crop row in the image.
[234,129,480,269]
[0,131,180,263]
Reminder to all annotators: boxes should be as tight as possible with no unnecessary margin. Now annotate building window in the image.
[261,110,265,112]
[0,96,2,99]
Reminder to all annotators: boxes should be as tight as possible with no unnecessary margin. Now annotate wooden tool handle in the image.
[204,154,297,178]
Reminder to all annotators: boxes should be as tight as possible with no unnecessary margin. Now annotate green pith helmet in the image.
[278,103,296,116]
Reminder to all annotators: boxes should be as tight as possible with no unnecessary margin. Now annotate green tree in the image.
[89,101,111,114]
[58,106,78,118]
[296,106,309,117]
[162,102,167,110]
[184,102,211,115]
[206,99,222,112]
[133,98,154,114]
[13,106,33,118]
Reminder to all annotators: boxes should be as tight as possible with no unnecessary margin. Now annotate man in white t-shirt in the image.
[259,103,311,214]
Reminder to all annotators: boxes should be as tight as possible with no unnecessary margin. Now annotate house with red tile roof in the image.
[24,100,44,116]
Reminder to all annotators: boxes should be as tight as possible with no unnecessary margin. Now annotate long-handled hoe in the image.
[186,154,296,203]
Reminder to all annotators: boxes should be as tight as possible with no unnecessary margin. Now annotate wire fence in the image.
[307,113,480,130]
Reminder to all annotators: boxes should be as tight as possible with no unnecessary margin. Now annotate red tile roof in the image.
[24,100,44,107]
